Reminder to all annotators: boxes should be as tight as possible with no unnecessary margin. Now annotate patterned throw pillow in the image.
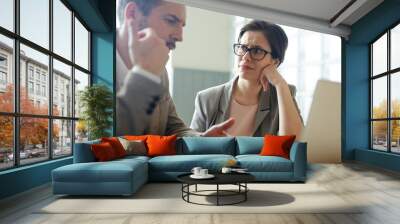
[118,137,147,156]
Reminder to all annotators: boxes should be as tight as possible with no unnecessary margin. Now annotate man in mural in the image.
[116,0,234,136]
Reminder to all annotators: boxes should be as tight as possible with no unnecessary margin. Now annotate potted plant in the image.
[79,84,113,140]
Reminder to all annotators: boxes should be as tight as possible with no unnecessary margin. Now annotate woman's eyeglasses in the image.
[233,44,271,61]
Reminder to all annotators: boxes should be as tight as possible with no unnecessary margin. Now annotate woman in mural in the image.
[190,20,303,138]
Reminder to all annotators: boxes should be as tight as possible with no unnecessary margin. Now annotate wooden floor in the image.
[1,162,400,224]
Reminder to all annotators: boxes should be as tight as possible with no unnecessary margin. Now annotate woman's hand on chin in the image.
[260,64,287,91]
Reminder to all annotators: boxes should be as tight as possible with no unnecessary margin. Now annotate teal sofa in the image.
[52,137,307,196]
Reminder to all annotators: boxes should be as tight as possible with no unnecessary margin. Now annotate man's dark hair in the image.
[238,20,288,65]
[118,0,162,24]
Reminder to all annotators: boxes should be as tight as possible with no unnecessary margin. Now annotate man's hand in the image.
[127,19,169,76]
[202,118,235,137]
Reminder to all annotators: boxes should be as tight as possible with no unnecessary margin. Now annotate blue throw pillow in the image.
[236,137,264,155]
[177,137,235,155]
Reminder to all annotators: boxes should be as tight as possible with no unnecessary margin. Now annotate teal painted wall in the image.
[173,68,230,125]
[66,0,111,32]
[344,0,400,171]
[0,158,72,199]
[355,148,400,172]
[92,32,115,135]
[92,33,114,87]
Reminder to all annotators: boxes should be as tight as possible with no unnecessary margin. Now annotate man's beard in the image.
[139,19,176,50]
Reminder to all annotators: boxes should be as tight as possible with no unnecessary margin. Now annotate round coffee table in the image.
[177,172,255,206]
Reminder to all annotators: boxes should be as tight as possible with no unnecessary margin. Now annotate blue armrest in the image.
[289,142,307,181]
[73,140,100,163]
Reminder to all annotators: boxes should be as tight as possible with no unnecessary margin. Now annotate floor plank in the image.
[1,162,400,224]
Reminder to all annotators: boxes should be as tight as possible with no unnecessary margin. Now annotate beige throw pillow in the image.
[118,137,147,156]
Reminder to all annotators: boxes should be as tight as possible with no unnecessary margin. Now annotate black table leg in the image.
[181,183,183,199]
[245,183,247,201]
[179,182,251,206]
[217,184,219,206]
[188,184,191,202]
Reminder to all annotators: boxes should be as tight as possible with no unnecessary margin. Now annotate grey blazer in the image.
[190,77,302,137]
[116,70,198,137]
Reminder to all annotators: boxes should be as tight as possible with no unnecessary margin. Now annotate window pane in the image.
[20,117,49,165]
[391,120,400,153]
[20,44,49,115]
[75,120,88,143]
[0,0,14,31]
[0,35,14,112]
[391,24,400,70]
[20,0,49,49]
[372,34,387,76]
[53,59,72,117]
[53,119,72,158]
[75,18,89,70]
[74,69,89,118]
[304,32,321,64]
[53,0,72,60]
[372,121,388,151]
[372,77,387,119]
[391,72,400,118]
[0,116,13,170]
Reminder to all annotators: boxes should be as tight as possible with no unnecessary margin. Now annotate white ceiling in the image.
[167,0,384,38]
[225,0,352,23]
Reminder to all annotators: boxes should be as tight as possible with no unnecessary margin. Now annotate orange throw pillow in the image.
[101,137,126,158]
[260,135,296,159]
[91,142,117,161]
[124,135,148,141]
[146,135,177,157]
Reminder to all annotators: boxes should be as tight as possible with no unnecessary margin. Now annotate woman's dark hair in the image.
[238,20,288,65]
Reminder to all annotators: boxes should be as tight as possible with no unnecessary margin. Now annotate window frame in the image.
[0,0,91,171]
[370,19,400,154]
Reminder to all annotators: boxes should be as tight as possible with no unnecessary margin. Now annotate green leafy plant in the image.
[79,84,113,140]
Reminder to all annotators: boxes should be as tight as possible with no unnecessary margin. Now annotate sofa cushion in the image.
[177,137,236,155]
[101,137,127,158]
[147,135,177,157]
[236,137,263,155]
[118,138,147,156]
[236,155,293,172]
[74,140,100,163]
[91,142,118,161]
[148,154,235,172]
[115,155,150,163]
[260,135,296,159]
[52,158,147,183]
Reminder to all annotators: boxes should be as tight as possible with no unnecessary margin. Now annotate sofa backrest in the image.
[73,139,100,163]
[235,137,264,155]
[176,137,236,155]
[74,136,284,161]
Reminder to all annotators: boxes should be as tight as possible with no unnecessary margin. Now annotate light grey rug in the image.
[38,183,362,214]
